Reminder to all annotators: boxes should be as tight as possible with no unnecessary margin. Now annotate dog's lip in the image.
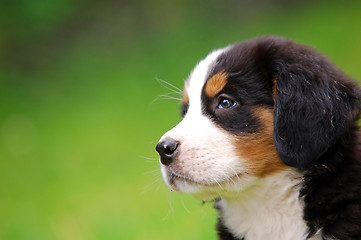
[167,166,242,186]
[169,167,200,184]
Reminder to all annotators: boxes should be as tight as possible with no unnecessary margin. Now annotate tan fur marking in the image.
[205,72,228,98]
[233,107,288,177]
[183,82,189,105]
[272,76,278,101]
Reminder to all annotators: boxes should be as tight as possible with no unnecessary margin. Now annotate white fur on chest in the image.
[217,170,320,240]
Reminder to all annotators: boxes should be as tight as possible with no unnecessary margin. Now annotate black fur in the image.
[217,218,241,240]
[214,200,242,239]
[269,42,361,170]
[201,38,275,134]
[181,101,188,117]
[210,36,361,169]
[205,36,361,239]
[301,124,361,239]
[201,94,261,134]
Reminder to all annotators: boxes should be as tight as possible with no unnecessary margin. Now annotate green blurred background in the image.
[0,0,360,239]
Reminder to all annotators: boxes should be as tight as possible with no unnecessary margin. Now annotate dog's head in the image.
[156,36,360,199]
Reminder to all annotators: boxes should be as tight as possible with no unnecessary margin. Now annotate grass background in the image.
[0,0,360,239]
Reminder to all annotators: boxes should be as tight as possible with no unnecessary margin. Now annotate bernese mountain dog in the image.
[155,36,361,240]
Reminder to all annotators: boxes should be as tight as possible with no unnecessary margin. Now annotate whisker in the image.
[163,198,175,221]
[149,139,160,144]
[150,94,183,106]
[220,170,236,185]
[212,175,224,190]
[141,177,162,195]
[226,166,241,182]
[143,169,161,175]
[138,155,158,161]
[156,179,165,191]
[158,95,183,101]
[180,197,191,213]
[215,188,223,199]
[159,92,183,97]
[156,77,183,95]
[138,155,160,164]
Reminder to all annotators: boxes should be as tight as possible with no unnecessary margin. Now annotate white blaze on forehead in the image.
[159,48,226,143]
[186,48,226,114]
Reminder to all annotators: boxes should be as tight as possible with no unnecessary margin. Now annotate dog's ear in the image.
[268,41,361,169]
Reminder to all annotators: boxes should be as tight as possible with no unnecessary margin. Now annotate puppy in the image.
[156,36,361,240]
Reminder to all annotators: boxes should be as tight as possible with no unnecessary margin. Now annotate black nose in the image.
[156,138,179,166]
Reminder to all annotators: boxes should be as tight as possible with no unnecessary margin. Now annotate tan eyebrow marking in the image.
[183,82,189,105]
[205,71,228,98]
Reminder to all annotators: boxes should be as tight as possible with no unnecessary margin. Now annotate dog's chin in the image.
[164,175,223,201]
[160,165,253,201]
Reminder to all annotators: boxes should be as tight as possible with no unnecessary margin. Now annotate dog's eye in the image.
[218,98,236,109]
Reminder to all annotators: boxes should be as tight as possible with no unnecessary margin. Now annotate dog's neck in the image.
[217,169,319,240]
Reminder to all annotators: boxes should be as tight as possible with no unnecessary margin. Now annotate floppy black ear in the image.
[270,42,361,169]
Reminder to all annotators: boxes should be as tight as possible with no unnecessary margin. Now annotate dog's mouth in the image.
[168,167,201,184]
[162,167,200,192]
[162,165,243,193]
